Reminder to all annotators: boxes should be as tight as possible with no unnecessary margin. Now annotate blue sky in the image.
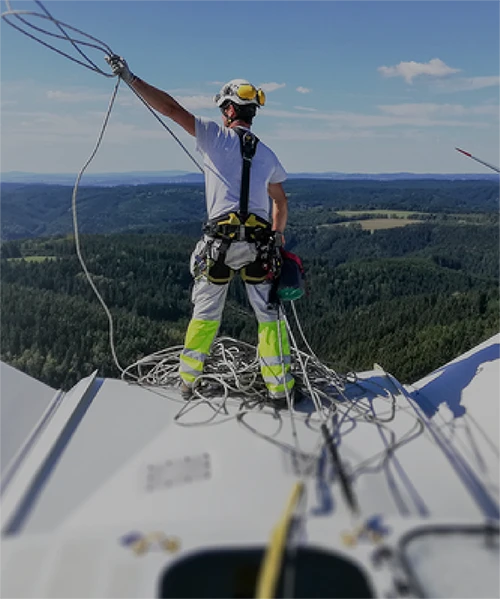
[1,1,499,174]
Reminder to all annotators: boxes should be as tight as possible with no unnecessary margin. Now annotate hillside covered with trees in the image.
[1,179,498,240]
[2,179,498,391]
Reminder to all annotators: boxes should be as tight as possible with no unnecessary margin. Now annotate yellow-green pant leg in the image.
[179,277,228,386]
[258,319,294,399]
[246,282,294,399]
[180,319,219,385]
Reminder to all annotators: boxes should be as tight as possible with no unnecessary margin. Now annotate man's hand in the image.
[105,54,136,84]
[273,231,285,247]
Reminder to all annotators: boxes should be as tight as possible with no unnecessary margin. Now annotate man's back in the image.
[194,117,286,222]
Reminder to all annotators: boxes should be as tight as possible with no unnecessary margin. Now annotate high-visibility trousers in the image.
[179,241,294,399]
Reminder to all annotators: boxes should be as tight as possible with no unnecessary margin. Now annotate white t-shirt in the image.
[195,116,287,222]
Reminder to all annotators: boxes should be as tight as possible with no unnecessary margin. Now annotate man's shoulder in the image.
[255,137,279,160]
[196,115,217,126]
[196,115,220,132]
[195,116,231,141]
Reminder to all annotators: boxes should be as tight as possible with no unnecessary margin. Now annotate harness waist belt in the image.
[204,212,271,241]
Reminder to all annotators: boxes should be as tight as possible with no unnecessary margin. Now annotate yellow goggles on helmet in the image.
[215,82,266,107]
[235,83,266,106]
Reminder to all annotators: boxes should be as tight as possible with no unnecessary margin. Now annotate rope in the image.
[70,78,126,374]
[1,1,204,171]
[2,1,114,74]
[123,333,353,419]
[277,305,303,475]
[2,7,431,590]
[1,0,204,374]
[125,83,204,173]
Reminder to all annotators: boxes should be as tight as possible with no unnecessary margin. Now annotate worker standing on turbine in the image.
[106,55,295,406]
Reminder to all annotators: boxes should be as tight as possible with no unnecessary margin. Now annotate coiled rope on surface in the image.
[122,329,354,408]
[3,5,429,596]
[1,0,357,422]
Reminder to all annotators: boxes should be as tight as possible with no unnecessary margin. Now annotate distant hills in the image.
[0,171,200,186]
[1,170,498,186]
[1,178,498,241]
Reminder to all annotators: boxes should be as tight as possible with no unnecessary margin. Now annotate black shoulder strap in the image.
[234,127,259,218]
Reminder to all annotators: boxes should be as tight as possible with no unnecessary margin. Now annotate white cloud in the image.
[470,104,499,117]
[46,89,112,103]
[433,76,500,93]
[378,102,499,120]
[296,86,311,94]
[269,127,382,142]
[175,95,215,110]
[378,58,461,84]
[2,109,173,144]
[378,103,467,118]
[263,106,488,129]
[259,82,286,93]
[4,78,496,173]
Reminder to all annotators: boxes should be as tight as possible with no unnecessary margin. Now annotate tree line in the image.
[1,220,498,389]
[2,179,498,240]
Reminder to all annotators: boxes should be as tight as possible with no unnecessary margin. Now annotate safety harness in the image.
[198,127,278,284]
[203,127,269,241]
[194,127,305,304]
[239,127,258,219]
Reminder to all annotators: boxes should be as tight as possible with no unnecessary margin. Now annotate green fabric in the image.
[180,319,219,384]
[258,320,290,357]
[266,379,294,394]
[180,353,204,374]
[258,321,294,394]
[184,319,219,353]
[179,369,197,384]
[180,318,295,394]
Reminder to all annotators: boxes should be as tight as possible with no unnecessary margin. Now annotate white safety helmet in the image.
[214,79,266,108]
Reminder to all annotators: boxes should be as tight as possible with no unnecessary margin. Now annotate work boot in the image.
[266,386,296,410]
[180,381,193,401]
[266,386,306,409]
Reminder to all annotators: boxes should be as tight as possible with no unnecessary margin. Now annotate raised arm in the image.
[268,181,288,242]
[130,79,195,136]
[106,55,195,136]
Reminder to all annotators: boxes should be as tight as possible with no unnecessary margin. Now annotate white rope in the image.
[1,0,204,374]
[2,1,114,74]
[1,1,204,172]
[70,78,126,374]
[2,1,427,529]
[277,304,304,476]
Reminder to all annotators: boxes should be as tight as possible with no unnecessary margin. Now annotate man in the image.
[106,56,295,405]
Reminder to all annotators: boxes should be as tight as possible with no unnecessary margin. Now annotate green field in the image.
[325,210,494,230]
[336,210,423,218]
[339,218,422,230]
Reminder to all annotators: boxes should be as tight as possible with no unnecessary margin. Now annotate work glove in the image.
[105,54,137,84]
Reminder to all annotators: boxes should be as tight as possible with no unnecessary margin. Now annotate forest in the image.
[1,179,498,391]
[1,178,498,240]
